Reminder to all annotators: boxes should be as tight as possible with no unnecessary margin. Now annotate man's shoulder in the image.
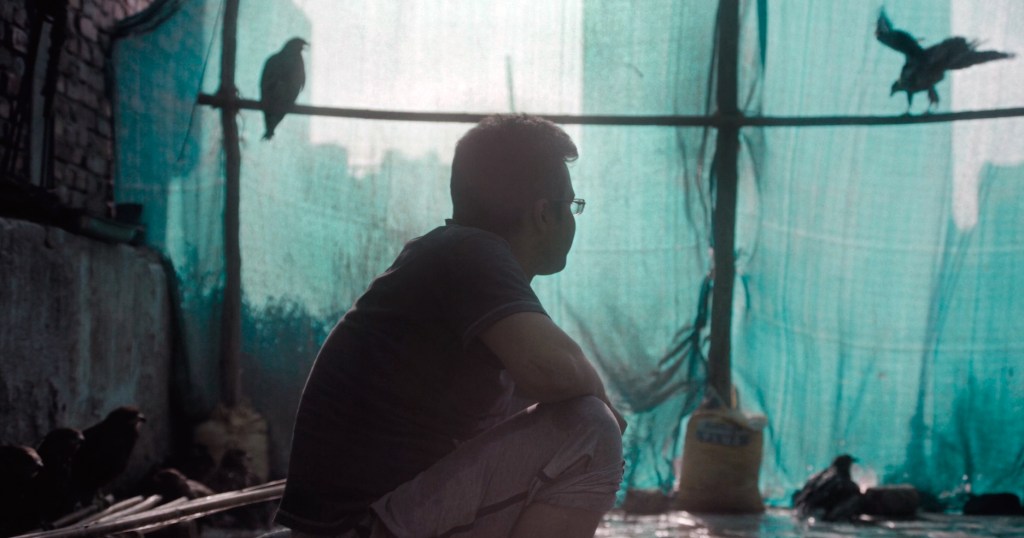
[413,223,511,255]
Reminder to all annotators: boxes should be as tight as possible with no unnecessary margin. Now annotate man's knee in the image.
[528,396,623,514]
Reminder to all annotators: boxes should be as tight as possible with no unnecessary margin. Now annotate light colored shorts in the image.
[296,395,623,538]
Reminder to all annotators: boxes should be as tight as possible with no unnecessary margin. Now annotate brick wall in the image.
[0,1,29,175]
[0,0,154,216]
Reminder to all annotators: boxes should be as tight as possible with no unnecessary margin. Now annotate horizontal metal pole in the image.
[196,93,1024,127]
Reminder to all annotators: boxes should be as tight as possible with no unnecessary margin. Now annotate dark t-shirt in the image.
[276,223,546,534]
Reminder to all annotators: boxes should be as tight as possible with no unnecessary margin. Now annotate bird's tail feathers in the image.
[949,48,1015,70]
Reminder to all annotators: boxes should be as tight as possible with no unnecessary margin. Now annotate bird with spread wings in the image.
[875,8,1014,112]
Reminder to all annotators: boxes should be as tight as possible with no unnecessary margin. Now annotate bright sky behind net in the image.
[293,0,583,168]
[287,0,1022,229]
[951,0,1024,230]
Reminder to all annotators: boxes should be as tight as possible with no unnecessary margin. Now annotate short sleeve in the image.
[442,230,547,348]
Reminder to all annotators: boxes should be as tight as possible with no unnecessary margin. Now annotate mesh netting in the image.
[114,0,1024,505]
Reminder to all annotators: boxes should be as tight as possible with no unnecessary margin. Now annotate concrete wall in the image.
[0,0,170,492]
[0,217,172,492]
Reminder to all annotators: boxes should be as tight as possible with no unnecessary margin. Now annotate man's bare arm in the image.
[480,312,626,432]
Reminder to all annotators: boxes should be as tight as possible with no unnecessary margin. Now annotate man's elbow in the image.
[511,355,599,403]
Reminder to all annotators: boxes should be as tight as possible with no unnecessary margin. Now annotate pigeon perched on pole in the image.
[71,406,146,505]
[792,454,863,521]
[260,37,308,140]
[876,8,1014,111]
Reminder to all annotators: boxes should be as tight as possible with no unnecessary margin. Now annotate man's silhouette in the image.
[276,114,625,538]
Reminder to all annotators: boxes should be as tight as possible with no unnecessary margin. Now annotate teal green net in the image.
[114,0,1024,506]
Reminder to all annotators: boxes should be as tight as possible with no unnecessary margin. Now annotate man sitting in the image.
[276,114,626,538]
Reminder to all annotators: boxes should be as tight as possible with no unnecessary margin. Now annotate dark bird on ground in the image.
[71,406,146,505]
[0,444,45,537]
[164,443,216,485]
[793,454,863,521]
[32,427,85,522]
[207,448,268,529]
[876,8,1014,111]
[135,467,211,538]
[963,493,1024,516]
[207,448,261,493]
[260,37,308,140]
[143,467,215,501]
[0,444,43,481]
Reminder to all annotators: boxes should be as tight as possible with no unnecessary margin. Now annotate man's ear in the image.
[531,198,550,230]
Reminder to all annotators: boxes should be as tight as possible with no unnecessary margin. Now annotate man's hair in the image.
[451,114,578,236]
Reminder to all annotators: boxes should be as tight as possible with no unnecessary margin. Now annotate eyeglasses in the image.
[552,198,586,216]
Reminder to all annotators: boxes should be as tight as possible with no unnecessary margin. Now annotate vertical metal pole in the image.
[219,0,242,408]
[708,0,740,406]
[505,55,516,112]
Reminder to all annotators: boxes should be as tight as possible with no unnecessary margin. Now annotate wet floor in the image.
[597,509,1024,537]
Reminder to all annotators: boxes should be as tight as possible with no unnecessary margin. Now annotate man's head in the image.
[451,114,579,275]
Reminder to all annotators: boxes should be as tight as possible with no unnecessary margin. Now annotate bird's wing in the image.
[260,53,287,101]
[823,488,863,521]
[923,37,974,69]
[261,55,305,107]
[876,10,924,57]
[793,468,832,507]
